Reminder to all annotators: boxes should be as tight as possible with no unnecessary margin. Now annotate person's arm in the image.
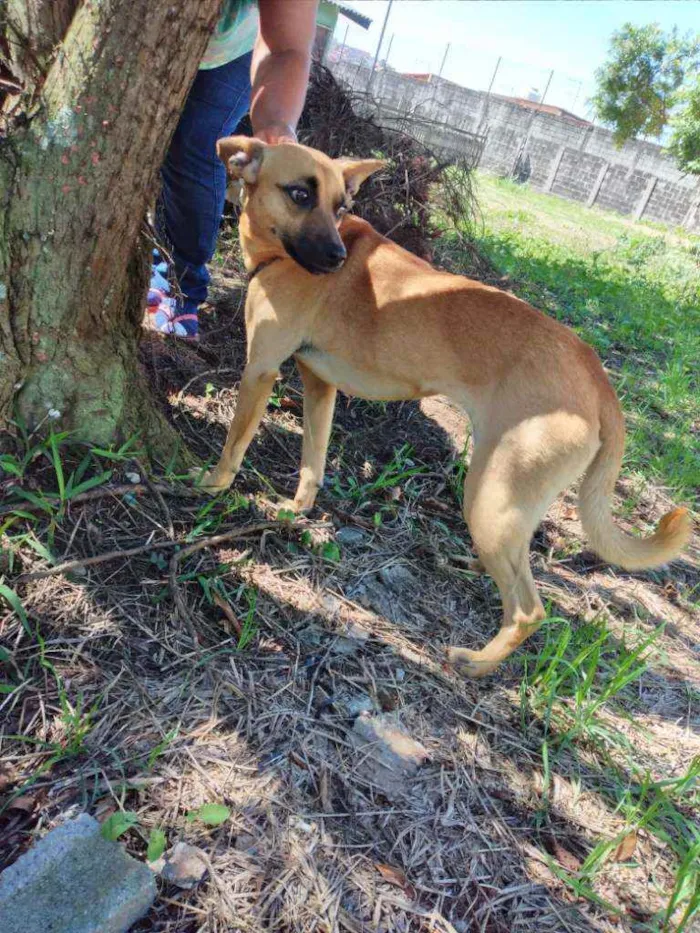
[250,0,318,144]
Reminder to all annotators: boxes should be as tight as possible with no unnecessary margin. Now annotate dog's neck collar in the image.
[247,256,281,282]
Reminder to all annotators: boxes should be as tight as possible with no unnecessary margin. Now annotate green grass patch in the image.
[520,617,700,930]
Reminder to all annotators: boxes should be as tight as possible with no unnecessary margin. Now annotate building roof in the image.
[496,95,592,127]
[326,1,372,30]
[398,74,592,127]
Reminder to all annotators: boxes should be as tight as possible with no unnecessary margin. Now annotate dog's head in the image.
[216,136,384,275]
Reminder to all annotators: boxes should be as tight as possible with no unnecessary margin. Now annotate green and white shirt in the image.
[200,0,259,70]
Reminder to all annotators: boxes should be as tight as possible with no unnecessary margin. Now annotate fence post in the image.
[544,146,565,192]
[587,161,609,208]
[634,175,657,221]
[682,180,700,231]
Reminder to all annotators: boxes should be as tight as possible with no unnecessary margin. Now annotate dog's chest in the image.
[296,343,421,401]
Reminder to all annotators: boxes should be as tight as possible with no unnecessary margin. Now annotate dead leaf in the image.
[212,591,242,637]
[376,863,407,888]
[610,831,637,863]
[663,581,679,601]
[159,842,208,889]
[319,767,332,814]
[10,794,37,812]
[422,497,449,512]
[0,762,17,792]
[548,839,581,872]
[94,797,116,821]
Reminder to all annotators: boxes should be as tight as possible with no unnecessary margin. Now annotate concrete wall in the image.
[332,62,700,232]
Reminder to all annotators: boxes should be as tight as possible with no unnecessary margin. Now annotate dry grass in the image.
[1,240,699,930]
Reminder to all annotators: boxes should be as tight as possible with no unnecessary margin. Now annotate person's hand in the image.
[255,122,297,145]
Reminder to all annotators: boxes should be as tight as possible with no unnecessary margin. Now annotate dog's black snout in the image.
[324,242,347,268]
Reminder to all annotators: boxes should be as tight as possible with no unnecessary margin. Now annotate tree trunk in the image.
[0,0,222,449]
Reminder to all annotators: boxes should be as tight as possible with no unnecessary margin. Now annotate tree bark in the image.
[1,0,222,449]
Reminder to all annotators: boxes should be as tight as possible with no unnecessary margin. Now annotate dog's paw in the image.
[276,498,311,518]
[191,467,234,496]
[447,647,498,679]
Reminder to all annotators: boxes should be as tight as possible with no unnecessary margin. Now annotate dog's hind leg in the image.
[448,419,596,678]
[289,359,337,512]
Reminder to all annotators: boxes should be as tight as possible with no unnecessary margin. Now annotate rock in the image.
[353,579,398,620]
[378,563,416,594]
[157,842,208,890]
[0,813,156,933]
[332,621,370,656]
[349,714,429,800]
[335,526,369,548]
[344,694,376,717]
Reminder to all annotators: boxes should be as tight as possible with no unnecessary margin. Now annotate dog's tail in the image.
[578,393,691,571]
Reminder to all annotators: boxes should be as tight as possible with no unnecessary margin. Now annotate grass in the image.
[520,616,700,927]
[0,182,699,932]
[444,173,700,507]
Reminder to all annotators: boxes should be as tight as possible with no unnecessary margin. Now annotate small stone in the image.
[158,842,208,890]
[349,715,429,800]
[234,833,257,853]
[125,472,140,484]
[0,813,155,933]
[378,563,415,593]
[333,621,370,656]
[335,526,369,547]
[353,579,397,620]
[344,694,376,717]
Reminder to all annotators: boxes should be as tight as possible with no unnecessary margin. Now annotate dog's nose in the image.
[324,242,347,268]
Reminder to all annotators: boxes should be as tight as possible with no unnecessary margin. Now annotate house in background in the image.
[314,1,372,62]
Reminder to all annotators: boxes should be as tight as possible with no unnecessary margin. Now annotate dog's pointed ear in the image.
[216,135,266,184]
[336,158,386,197]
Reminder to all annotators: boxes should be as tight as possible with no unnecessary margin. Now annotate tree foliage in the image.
[592,23,700,146]
[667,74,700,175]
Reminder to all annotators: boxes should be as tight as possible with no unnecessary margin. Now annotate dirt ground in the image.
[1,235,699,932]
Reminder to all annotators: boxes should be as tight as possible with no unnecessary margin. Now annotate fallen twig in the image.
[0,481,203,520]
[18,521,275,582]
[168,522,277,646]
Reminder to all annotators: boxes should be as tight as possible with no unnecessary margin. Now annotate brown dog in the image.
[203,136,691,677]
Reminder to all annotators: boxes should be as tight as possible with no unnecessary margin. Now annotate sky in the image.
[333,1,700,117]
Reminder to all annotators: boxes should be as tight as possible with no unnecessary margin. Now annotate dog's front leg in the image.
[200,365,278,494]
[287,359,337,512]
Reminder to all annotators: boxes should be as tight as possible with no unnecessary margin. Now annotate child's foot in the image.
[144,251,199,341]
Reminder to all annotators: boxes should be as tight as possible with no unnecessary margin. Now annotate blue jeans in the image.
[158,53,252,317]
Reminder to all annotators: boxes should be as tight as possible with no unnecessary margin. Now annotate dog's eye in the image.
[287,186,310,206]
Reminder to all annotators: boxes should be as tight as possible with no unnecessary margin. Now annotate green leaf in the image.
[0,683,15,694]
[277,508,296,524]
[186,803,230,826]
[12,489,54,515]
[320,541,341,563]
[0,457,24,478]
[0,582,31,634]
[100,810,139,841]
[20,535,56,564]
[66,470,113,498]
[146,827,167,862]
[49,431,66,502]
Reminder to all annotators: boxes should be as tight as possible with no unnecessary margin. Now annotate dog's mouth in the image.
[282,235,346,275]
